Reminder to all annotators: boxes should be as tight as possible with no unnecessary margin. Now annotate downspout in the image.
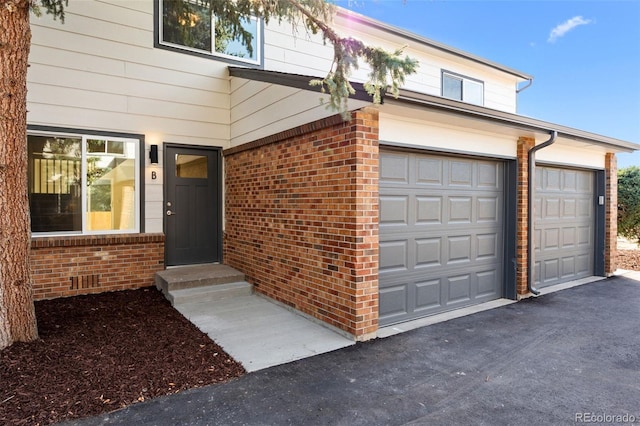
[517,78,533,93]
[527,130,557,295]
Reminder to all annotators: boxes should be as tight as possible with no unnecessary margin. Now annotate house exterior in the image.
[27,1,637,340]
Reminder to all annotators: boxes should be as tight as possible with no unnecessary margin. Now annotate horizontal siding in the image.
[229,76,370,146]
[29,62,226,108]
[262,17,520,113]
[28,1,232,235]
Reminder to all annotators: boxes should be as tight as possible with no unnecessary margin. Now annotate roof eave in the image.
[392,89,640,152]
[336,8,533,81]
[228,67,376,103]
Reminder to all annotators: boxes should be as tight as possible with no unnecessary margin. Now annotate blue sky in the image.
[335,0,640,168]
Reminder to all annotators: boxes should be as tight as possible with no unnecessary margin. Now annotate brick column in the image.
[516,137,535,296]
[605,153,618,275]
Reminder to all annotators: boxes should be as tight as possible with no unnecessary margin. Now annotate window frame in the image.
[27,126,145,237]
[441,70,484,106]
[154,0,264,67]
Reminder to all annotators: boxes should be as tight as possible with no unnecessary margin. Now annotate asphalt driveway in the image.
[70,274,640,425]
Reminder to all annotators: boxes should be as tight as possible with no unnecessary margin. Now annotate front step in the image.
[155,264,252,305]
[167,281,253,305]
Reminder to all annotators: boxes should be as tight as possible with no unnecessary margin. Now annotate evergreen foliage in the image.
[618,166,640,243]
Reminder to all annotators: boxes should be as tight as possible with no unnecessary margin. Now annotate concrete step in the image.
[156,264,246,293]
[155,264,251,306]
[168,281,253,305]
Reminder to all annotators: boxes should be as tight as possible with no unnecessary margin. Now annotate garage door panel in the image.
[477,270,499,297]
[379,284,409,319]
[380,154,409,184]
[561,256,576,278]
[416,158,444,185]
[449,161,473,187]
[563,198,576,217]
[416,196,442,224]
[562,170,577,191]
[478,163,500,188]
[449,197,473,223]
[477,233,499,260]
[415,279,442,312]
[578,173,592,191]
[576,254,590,274]
[380,150,504,325]
[379,240,408,272]
[545,198,561,219]
[380,195,409,226]
[543,258,560,283]
[478,197,500,222]
[562,227,576,248]
[541,227,560,250]
[578,198,592,217]
[415,238,442,268]
[535,166,594,288]
[447,274,472,303]
[447,235,472,264]
[544,168,561,190]
[578,226,591,246]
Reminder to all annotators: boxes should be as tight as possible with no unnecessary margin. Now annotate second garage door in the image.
[379,150,505,326]
[534,166,595,288]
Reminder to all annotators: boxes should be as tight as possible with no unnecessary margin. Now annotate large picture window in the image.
[28,131,140,235]
[158,0,261,65]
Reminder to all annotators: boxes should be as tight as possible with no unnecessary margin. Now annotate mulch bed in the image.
[0,287,245,425]
[618,249,640,271]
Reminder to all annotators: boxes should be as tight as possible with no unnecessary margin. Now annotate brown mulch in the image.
[0,287,245,425]
[618,249,640,271]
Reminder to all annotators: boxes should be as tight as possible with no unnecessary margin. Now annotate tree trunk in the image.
[0,0,38,350]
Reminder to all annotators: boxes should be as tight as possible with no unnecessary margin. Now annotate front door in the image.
[165,145,222,266]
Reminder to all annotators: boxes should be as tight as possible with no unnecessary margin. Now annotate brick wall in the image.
[516,137,535,296]
[605,153,617,275]
[30,233,164,300]
[224,109,380,340]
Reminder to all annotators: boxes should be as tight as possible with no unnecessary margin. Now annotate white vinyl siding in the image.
[28,1,232,234]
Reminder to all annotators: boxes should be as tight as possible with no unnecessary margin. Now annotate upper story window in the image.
[27,130,141,235]
[442,71,484,106]
[158,0,262,65]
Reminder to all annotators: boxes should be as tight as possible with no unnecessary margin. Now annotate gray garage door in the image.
[534,166,594,288]
[379,151,504,326]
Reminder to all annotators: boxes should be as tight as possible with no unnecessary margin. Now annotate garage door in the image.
[534,166,594,288]
[379,151,504,326]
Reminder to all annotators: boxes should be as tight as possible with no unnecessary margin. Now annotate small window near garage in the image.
[442,71,484,106]
[27,131,141,235]
[158,0,262,65]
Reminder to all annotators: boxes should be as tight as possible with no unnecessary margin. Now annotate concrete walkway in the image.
[70,272,640,426]
[174,294,355,372]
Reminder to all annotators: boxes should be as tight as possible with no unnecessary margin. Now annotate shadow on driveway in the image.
[70,275,640,425]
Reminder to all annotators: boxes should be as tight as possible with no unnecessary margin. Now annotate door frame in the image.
[163,142,223,266]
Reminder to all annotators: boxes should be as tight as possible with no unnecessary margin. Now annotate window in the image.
[158,0,261,65]
[28,131,140,235]
[442,71,484,106]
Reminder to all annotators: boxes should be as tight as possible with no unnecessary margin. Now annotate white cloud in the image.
[548,16,593,43]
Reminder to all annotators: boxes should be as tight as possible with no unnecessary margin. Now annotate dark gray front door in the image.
[379,150,504,326]
[534,166,594,288]
[165,145,221,266]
